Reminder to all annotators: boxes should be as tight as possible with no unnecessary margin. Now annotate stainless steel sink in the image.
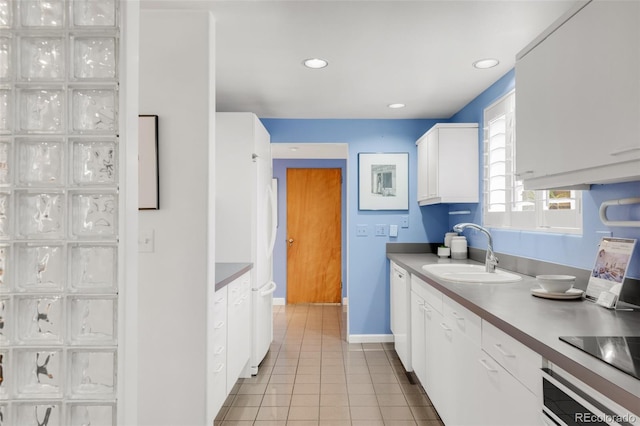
[421,264,522,283]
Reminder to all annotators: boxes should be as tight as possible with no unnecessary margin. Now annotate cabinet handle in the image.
[478,359,498,373]
[214,321,225,329]
[451,311,464,321]
[420,304,431,314]
[214,346,225,355]
[439,322,451,332]
[215,297,225,304]
[494,343,515,358]
[515,170,534,178]
[213,363,225,374]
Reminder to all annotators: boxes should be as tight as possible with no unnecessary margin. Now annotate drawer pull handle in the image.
[214,321,225,329]
[215,297,225,304]
[214,346,224,355]
[494,343,515,358]
[214,363,224,374]
[440,323,451,332]
[451,311,464,321]
[420,304,431,314]
[479,359,498,373]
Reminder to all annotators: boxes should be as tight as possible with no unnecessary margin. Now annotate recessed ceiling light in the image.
[388,103,406,109]
[473,58,500,69]
[303,58,328,69]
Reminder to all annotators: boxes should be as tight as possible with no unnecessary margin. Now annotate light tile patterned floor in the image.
[215,304,445,426]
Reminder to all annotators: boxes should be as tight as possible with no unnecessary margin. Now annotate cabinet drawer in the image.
[482,320,541,394]
[411,274,443,314]
[443,296,481,347]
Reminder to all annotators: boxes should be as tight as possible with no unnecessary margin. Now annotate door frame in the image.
[272,143,349,327]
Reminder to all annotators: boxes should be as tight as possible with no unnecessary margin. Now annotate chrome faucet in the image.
[452,223,498,273]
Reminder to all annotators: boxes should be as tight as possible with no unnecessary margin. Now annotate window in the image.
[483,91,582,234]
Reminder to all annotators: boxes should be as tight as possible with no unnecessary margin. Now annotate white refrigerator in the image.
[216,112,277,375]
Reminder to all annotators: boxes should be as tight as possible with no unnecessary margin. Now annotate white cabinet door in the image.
[416,138,430,202]
[426,130,439,201]
[434,297,483,426]
[476,351,540,426]
[423,302,444,409]
[516,1,640,189]
[410,290,427,386]
[416,124,479,205]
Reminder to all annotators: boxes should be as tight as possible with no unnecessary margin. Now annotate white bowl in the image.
[536,275,576,293]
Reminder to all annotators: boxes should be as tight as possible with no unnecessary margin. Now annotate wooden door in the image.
[287,168,341,304]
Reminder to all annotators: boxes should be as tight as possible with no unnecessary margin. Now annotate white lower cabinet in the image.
[211,271,252,419]
[411,275,445,411]
[475,350,540,426]
[210,286,228,418]
[409,272,541,426]
[437,296,483,426]
[226,272,251,391]
[410,288,427,386]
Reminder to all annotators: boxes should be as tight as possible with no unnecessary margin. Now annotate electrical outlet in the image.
[356,225,369,236]
[375,224,387,236]
[400,216,409,228]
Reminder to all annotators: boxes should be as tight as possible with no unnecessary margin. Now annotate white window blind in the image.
[483,91,582,234]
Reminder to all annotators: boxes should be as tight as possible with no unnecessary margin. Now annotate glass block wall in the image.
[0,1,120,424]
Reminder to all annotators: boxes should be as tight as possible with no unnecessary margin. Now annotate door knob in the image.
[288,238,294,247]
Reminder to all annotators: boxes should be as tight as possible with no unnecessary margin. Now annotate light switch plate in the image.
[375,224,387,236]
[139,229,155,252]
[400,216,409,228]
[389,224,398,237]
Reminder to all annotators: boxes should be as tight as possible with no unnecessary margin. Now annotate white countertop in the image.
[387,252,640,415]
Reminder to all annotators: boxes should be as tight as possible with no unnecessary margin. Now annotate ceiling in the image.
[143,1,581,119]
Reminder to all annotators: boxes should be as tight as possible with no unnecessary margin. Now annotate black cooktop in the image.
[560,336,640,380]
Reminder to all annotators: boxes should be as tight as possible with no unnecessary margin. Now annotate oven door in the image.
[541,368,636,426]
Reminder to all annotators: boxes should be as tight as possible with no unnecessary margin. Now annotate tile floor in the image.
[215,303,445,426]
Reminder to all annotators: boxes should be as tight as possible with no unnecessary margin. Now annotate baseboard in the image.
[347,334,394,344]
[273,297,285,306]
[342,297,348,306]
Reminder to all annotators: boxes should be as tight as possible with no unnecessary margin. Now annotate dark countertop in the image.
[387,252,640,415]
[215,262,253,291]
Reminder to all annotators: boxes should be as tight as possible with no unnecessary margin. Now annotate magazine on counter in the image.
[586,237,637,303]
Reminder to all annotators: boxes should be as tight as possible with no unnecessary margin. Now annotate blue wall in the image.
[262,72,640,338]
[448,70,640,279]
[262,119,447,336]
[272,159,347,300]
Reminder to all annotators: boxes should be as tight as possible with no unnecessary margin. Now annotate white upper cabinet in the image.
[416,123,479,205]
[515,0,640,189]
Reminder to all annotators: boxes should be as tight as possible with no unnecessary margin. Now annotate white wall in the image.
[138,10,214,425]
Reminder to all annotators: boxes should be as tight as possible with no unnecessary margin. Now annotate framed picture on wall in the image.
[358,152,409,210]
[139,115,159,210]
